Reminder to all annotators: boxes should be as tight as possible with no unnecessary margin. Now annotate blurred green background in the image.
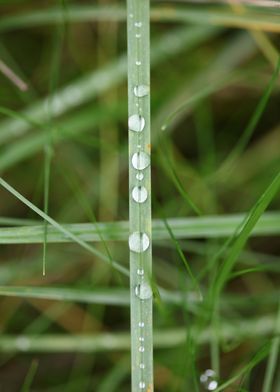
[0,0,279,391]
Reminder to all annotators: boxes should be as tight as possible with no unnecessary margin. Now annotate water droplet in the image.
[129,232,150,253]
[139,346,145,352]
[135,22,142,27]
[129,13,133,18]
[136,33,141,39]
[200,369,218,391]
[16,336,30,351]
[140,363,145,369]
[137,268,144,276]
[139,381,145,389]
[134,85,149,98]
[139,336,144,342]
[135,282,153,300]
[139,322,145,328]
[136,173,144,181]
[132,186,148,203]
[128,114,145,132]
[136,61,141,66]
[132,152,150,170]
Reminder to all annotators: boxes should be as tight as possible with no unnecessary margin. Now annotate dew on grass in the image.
[139,322,145,328]
[139,363,145,369]
[132,152,150,170]
[129,232,150,253]
[132,186,148,203]
[137,268,144,276]
[136,172,144,181]
[134,85,149,98]
[200,369,218,391]
[136,61,142,66]
[135,22,142,27]
[129,114,145,132]
[135,282,153,300]
[139,346,145,352]
[139,381,145,389]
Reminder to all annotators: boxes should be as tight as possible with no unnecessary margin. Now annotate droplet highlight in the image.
[140,363,145,369]
[139,381,145,389]
[135,22,142,27]
[132,152,150,171]
[200,369,218,391]
[128,114,145,132]
[134,85,149,98]
[129,232,150,253]
[135,282,153,300]
[132,186,148,203]
[136,172,144,181]
[137,268,144,276]
[136,61,141,66]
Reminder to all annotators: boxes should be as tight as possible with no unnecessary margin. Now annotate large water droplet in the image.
[128,114,145,132]
[200,369,218,391]
[136,172,144,181]
[134,85,149,98]
[129,232,150,253]
[132,186,148,203]
[135,282,153,300]
[139,381,145,389]
[132,152,150,170]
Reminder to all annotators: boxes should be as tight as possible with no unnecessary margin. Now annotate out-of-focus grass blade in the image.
[0,212,279,244]
[21,359,38,392]
[0,315,275,352]
[0,6,280,32]
[262,300,280,392]
[0,25,218,145]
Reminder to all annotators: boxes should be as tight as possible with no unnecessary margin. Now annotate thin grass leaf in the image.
[0,177,129,276]
[211,171,280,302]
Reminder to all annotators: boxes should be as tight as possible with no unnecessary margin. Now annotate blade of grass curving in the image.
[0,177,129,276]
[216,57,280,178]
[210,171,280,303]
[127,0,153,389]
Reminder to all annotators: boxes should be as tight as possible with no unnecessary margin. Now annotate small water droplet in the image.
[139,381,145,389]
[137,268,144,276]
[136,173,144,181]
[135,22,142,27]
[200,369,218,391]
[139,346,145,352]
[136,61,141,66]
[136,33,141,39]
[131,152,150,170]
[132,186,148,203]
[129,232,150,253]
[135,282,153,300]
[140,363,145,369]
[139,322,145,328]
[16,337,30,351]
[129,13,133,18]
[128,114,145,132]
[139,336,144,342]
[134,85,150,98]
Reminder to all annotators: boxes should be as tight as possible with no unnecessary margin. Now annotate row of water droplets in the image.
[128,10,151,391]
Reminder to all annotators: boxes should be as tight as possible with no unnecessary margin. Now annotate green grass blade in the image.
[127,0,153,389]
[0,177,129,276]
